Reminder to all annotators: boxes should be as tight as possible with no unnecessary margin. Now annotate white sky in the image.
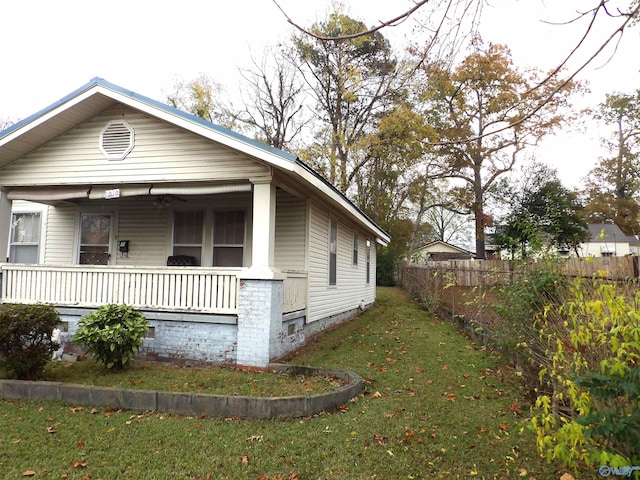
[2,0,639,189]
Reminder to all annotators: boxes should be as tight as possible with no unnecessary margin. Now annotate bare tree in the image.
[236,48,309,150]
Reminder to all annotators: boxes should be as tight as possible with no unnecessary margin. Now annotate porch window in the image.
[213,210,245,267]
[173,210,204,266]
[79,213,111,265]
[353,233,359,266]
[9,212,41,264]
[329,219,337,285]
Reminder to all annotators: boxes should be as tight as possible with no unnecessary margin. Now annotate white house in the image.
[577,223,640,258]
[0,78,390,367]
[412,240,475,263]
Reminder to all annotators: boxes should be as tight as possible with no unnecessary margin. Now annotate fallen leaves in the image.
[71,460,87,468]
[21,470,36,477]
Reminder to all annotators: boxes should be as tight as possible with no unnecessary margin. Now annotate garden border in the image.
[0,364,362,419]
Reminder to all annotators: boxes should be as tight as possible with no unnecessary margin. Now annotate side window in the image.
[213,210,245,267]
[329,219,337,285]
[366,240,371,284]
[9,212,41,264]
[353,233,359,266]
[173,210,204,266]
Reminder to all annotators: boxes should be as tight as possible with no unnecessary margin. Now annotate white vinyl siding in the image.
[44,204,77,264]
[0,106,270,187]
[274,189,306,271]
[307,201,376,323]
[115,198,169,266]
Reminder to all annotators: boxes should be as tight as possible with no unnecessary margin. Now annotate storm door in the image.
[79,213,112,265]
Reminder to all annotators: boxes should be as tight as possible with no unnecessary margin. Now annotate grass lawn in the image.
[41,360,345,397]
[0,287,580,479]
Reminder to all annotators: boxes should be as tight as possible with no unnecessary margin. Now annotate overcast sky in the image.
[2,0,639,188]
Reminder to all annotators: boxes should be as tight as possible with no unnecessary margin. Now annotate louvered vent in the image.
[99,120,134,160]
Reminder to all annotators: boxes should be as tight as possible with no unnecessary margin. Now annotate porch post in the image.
[250,178,276,273]
[0,192,12,262]
[235,178,284,367]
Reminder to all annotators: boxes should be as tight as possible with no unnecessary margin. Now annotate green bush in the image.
[493,258,567,350]
[0,303,60,380]
[72,304,149,370]
[529,279,640,472]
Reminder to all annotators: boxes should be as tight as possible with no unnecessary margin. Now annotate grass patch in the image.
[0,287,579,479]
[40,360,345,397]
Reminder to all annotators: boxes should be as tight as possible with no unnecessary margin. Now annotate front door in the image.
[79,213,112,265]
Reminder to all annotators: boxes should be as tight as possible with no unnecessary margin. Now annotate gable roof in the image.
[417,240,475,256]
[586,224,636,243]
[0,77,390,246]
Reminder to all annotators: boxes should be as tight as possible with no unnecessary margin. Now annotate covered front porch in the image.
[0,179,311,367]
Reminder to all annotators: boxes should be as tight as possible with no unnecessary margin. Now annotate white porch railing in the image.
[0,264,241,314]
[0,264,308,316]
[282,270,307,314]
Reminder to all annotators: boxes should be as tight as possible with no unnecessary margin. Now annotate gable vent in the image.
[99,120,134,160]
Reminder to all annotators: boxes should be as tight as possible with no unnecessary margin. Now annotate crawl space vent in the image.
[99,120,134,160]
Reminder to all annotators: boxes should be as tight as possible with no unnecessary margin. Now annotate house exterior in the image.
[0,77,390,367]
[412,240,475,263]
[576,223,640,258]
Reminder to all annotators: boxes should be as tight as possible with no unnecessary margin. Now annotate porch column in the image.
[235,178,284,367]
[0,192,12,262]
[236,278,283,367]
[250,179,277,274]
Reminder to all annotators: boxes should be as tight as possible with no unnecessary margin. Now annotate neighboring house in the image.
[577,223,640,258]
[412,240,475,263]
[0,77,390,367]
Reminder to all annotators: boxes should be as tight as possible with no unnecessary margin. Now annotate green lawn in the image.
[0,287,582,479]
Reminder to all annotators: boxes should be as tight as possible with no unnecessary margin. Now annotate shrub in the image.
[529,279,640,472]
[493,258,567,345]
[0,303,60,380]
[72,304,149,370]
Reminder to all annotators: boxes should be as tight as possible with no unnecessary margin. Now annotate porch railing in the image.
[0,264,240,314]
[282,270,307,314]
[0,264,308,317]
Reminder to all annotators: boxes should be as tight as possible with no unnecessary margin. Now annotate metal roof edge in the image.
[294,158,391,245]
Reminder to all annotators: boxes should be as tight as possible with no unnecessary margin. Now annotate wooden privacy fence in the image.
[399,256,639,288]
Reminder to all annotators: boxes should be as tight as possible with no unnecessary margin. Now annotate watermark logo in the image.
[599,465,640,477]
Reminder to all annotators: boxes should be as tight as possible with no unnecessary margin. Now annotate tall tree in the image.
[236,48,308,150]
[417,38,580,258]
[164,74,236,129]
[495,164,588,258]
[582,89,640,234]
[292,7,399,192]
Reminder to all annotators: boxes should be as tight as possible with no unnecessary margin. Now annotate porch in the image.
[0,264,308,316]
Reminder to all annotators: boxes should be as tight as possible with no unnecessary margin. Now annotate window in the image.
[9,212,41,263]
[173,210,204,266]
[79,213,112,265]
[329,219,337,285]
[353,233,359,266]
[213,210,245,267]
[366,240,371,284]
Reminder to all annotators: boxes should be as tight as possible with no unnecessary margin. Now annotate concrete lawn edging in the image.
[0,364,362,419]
